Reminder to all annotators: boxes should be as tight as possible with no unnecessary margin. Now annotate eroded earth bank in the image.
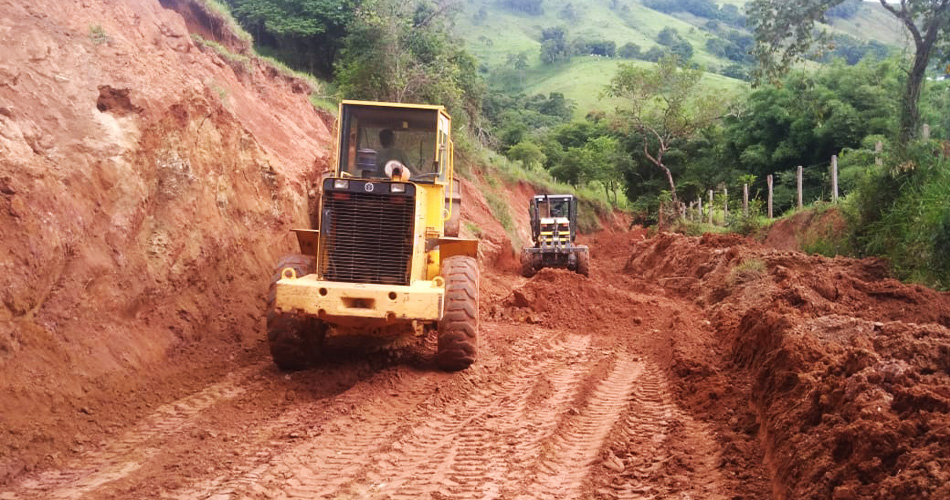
[2,0,949,499]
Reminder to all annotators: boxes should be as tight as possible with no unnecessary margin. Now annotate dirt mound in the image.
[762,208,849,253]
[626,232,950,499]
[491,268,636,329]
[0,0,329,480]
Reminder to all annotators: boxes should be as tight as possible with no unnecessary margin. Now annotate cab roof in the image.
[533,194,575,201]
[341,100,447,112]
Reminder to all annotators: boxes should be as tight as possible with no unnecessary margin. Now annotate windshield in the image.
[538,198,570,218]
[339,105,441,181]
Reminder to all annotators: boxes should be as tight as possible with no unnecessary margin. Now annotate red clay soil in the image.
[762,208,850,253]
[2,0,950,498]
[625,233,950,499]
[0,0,329,481]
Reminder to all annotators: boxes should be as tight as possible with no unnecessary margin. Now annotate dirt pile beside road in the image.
[0,0,329,480]
[626,232,950,499]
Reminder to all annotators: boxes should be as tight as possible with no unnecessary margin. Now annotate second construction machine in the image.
[520,194,590,277]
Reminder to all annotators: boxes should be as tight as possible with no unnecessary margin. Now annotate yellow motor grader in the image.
[267,100,479,371]
[520,194,589,277]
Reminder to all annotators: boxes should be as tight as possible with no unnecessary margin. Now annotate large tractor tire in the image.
[576,248,590,277]
[520,248,538,278]
[267,254,325,371]
[437,255,479,371]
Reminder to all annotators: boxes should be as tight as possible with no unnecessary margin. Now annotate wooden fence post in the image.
[767,174,773,219]
[697,196,702,223]
[743,183,749,216]
[875,141,883,167]
[723,187,729,220]
[797,165,803,209]
[923,123,931,140]
[708,190,714,224]
[831,154,838,203]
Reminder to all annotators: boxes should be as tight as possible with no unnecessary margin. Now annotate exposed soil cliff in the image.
[0,0,330,478]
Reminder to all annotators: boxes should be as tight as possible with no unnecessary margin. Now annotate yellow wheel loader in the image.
[520,194,589,277]
[267,101,479,371]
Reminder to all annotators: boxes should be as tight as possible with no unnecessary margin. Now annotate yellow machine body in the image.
[273,100,476,336]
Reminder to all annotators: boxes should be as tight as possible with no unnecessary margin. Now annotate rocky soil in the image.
[1,1,949,499]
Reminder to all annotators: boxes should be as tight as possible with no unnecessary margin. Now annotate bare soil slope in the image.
[0,0,330,479]
[2,1,949,498]
[626,233,950,499]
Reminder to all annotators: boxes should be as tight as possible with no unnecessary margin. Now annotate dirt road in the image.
[0,231,771,499]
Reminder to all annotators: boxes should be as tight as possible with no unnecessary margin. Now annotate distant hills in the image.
[453,0,906,117]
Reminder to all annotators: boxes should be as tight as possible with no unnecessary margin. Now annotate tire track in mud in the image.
[179,325,582,499]
[514,356,643,500]
[168,364,439,500]
[4,365,264,500]
[497,352,598,496]
[361,334,593,500]
[595,362,726,500]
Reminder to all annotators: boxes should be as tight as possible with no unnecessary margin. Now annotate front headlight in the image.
[390,183,406,193]
[333,179,349,190]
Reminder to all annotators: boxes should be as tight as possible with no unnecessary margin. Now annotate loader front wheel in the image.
[437,256,479,371]
[520,249,537,278]
[576,249,590,277]
[267,254,325,371]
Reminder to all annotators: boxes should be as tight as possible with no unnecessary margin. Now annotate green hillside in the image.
[517,57,746,116]
[455,0,906,117]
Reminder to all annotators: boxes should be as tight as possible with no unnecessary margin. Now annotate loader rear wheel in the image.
[437,256,479,371]
[267,254,325,371]
[521,249,537,278]
[577,249,590,277]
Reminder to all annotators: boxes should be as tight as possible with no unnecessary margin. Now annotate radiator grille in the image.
[320,191,415,285]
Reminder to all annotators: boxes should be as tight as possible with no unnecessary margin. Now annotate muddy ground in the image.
[0,228,765,500]
[2,227,948,499]
[2,0,949,498]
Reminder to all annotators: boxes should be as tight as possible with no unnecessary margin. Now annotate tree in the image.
[225,0,355,78]
[747,0,950,143]
[584,136,626,204]
[619,42,642,59]
[540,27,570,64]
[670,39,694,60]
[335,0,483,127]
[606,55,730,204]
[643,46,666,62]
[507,141,547,168]
[503,0,543,15]
[656,27,679,46]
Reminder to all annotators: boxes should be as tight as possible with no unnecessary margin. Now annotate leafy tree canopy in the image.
[606,55,731,203]
[225,0,354,77]
[747,0,950,143]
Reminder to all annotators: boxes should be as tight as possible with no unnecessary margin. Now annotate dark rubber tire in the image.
[576,249,590,277]
[437,256,479,371]
[521,248,537,278]
[267,254,325,371]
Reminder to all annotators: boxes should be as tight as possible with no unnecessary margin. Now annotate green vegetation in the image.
[748,0,950,143]
[197,0,253,43]
[89,24,109,45]
[463,221,483,238]
[728,257,767,285]
[184,0,950,289]
[192,34,252,73]
[223,0,349,78]
[849,142,950,288]
[606,55,732,204]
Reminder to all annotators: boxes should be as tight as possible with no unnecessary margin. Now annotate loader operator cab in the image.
[338,103,451,183]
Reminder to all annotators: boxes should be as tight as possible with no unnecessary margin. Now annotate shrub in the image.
[729,258,767,285]
[852,140,950,289]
